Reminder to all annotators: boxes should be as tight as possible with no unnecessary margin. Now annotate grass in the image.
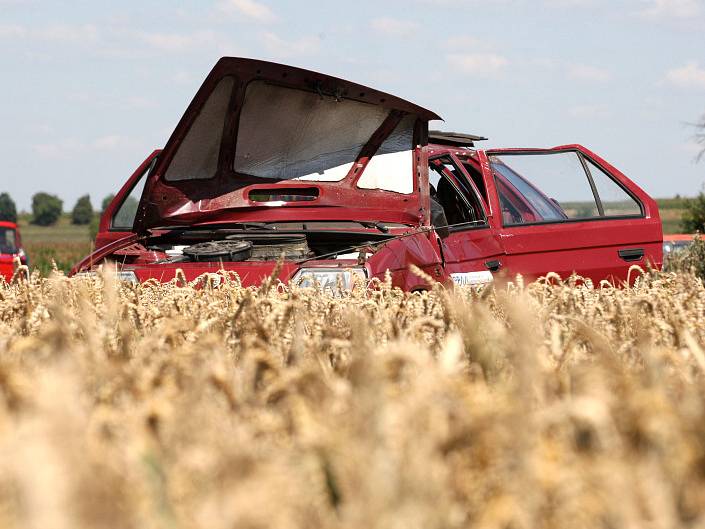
[0,268,704,528]
[559,198,688,234]
[17,214,93,275]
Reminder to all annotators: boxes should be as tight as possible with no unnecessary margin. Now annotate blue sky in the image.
[1,0,704,211]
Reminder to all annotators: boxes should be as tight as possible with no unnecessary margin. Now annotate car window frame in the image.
[487,148,645,228]
[428,154,489,233]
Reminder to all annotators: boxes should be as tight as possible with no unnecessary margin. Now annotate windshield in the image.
[235,81,389,181]
[164,78,415,194]
[0,227,17,254]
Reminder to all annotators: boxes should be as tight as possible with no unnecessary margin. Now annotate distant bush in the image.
[101,194,115,214]
[681,192,705,233]
[31,192,63,226]
[664,235,705,281]
[0,192,17,223]
[89,215,100,241]
[71,195,94,225]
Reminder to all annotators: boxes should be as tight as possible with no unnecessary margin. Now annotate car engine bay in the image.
[112,225,396,265]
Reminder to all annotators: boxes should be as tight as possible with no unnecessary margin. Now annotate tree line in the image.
[0,192,115,226]
[0,117,703,230]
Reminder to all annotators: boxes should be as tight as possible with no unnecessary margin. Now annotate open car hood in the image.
[134,57,441,232]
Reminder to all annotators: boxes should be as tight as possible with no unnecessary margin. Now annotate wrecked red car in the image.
[72,57,662,290]
[0,221,27,282]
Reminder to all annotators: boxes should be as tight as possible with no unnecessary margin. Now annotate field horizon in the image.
[9,196,695,277]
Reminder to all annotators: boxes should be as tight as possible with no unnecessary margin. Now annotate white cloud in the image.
[33,139,85,159]
[567,64,611,82]
[568,104,611,119]
[33,135,140,159]
[36,24,98,42]
[531,57,559,70]
[665,61,705,89]
[140,30,235,53]
[446,52,508,77]
[261,32,320,58]
[443,35,485,49]
[641,0,702,18]
[370,17,420,37]
[417,0,513,4]
[92,135,134,150]
[544,0,600,6]
[0,24,26,38]
[0,23,98,42]
[217,0,277,23]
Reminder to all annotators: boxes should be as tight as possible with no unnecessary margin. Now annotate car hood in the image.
[134,57,441,232]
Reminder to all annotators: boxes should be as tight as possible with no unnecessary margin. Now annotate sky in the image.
[1,0,704,211]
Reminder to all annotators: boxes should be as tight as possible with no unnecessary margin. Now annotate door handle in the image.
[618,248,644,262]
[485,259,502,272]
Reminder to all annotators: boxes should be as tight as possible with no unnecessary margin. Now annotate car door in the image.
[95,150,160,250]
[429,155,504,286]
[480,146,662,284]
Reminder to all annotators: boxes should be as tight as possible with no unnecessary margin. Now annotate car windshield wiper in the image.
[148,222,275,234]
[356,221,390,233]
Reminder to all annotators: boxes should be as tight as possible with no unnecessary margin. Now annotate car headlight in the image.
[116,270,138,283]
[291,267,367,291]
[75,270,138,283]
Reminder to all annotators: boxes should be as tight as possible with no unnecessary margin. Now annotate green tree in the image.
[682,192,705,233]
[0,193,17,223]
[101,193,116,214]
[31,192,63,226]
[89,215,100,241]
[681,114,705,232]
[71,194,94,225]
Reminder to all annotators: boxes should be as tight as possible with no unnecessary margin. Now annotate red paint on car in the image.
[0,221,26,282]
[72,58,663,289]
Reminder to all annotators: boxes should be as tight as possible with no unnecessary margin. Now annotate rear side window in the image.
[490,152,641,226]
[584,158,641,216]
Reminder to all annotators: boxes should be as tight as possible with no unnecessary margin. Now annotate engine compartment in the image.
[168,234,313,263]
[112,226,395,265]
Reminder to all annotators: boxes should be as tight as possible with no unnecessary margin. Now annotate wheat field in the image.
[1,266,705,529]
